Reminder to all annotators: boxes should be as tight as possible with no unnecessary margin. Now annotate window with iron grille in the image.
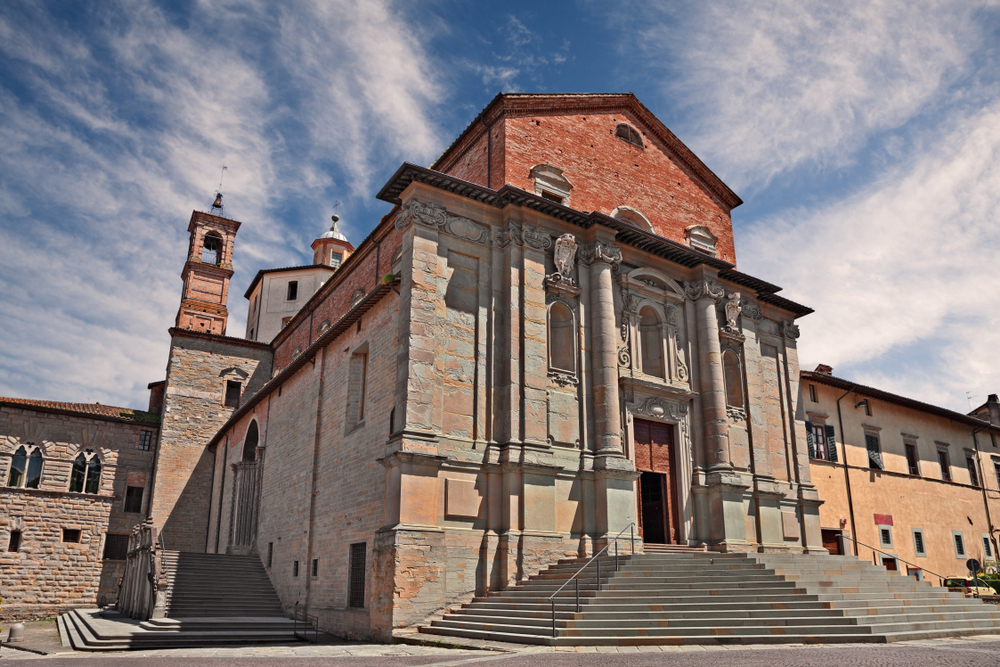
[954,532,965,557]
[984,537,993,559]
[138,430,153,451]
[879,527,893,548]
[913,530,925,556]
[349,542,366,608]
[103,534,129,560]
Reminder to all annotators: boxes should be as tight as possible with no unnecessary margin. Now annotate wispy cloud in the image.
[740,101,1000,411]
[0,0,445,408]
[468,14,572,90]
[632,0,997,190]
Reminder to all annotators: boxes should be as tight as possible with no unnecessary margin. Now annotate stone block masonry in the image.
[0,403,159,620]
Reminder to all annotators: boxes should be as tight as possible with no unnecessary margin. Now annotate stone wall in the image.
[152,333,271,553]
[0,404,158,620]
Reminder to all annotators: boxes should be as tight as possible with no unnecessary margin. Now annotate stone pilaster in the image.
[686,276,730,470]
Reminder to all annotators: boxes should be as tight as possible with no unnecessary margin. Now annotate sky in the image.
[0,0,998,414]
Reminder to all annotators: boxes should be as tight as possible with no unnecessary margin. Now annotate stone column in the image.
[580,239,625,464]
[685,277,730,470]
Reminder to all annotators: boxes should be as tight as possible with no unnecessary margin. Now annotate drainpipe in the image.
[835,386,859,556]
[972,426,998,559]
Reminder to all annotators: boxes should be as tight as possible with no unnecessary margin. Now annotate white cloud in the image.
[636,0,998,189]
[0,0,445,408]
[740,101,1000,411]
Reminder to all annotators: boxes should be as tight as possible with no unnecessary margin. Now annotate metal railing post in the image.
[575,576,580,613]
[551,600,556,638]
[597,556,601,591]
[631,524,635,555]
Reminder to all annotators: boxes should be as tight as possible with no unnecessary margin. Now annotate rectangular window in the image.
[879,526,893,548]
[905,443,920,476]
[967,455,980,487]
[995,461,1000,488]
[267,542,273,568]
[808,384,817,402]
[984,536,993,559]
[138,430,153,451]
[224,381,241,408]
[293,560,299,577]
[992,433,997,448]
[865,433,884,470]
[954,531,966,557]
[286,281,298,300]
[330,251,342,268]
[939,448,952,482]
[102,534,129,560]
[124,486,144,513]
[62,528,82,543]
[540,190,564,204]
[7,530,22,552]
[349,542,366,608]
[811,422,827,460]
[312,558,318,577]
[912,530,925,556]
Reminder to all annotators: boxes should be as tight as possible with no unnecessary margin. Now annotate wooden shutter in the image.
[805,421,815,459]
[825,424,838,462]
[865,434,884,469]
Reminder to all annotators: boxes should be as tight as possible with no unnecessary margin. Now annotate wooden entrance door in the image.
[821,529,842,555]
[633,419,680,544]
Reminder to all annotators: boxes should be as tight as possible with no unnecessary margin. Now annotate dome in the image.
[320,215,348,241]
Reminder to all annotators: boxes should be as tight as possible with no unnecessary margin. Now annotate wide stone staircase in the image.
[419,549,1000,646]
[59,551,306,651]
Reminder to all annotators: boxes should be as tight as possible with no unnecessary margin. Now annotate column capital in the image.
[579,240,622,269]
[684,279,725,302]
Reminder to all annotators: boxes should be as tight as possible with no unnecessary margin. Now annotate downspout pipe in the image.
[835,386,859,556]
[972,426,998,559]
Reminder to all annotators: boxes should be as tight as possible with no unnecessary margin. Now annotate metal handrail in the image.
[293,602,318,643]
[547,523,636,638]
[839,533,950,583]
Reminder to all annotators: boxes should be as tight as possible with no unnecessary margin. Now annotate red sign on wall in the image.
[874,513,893,526]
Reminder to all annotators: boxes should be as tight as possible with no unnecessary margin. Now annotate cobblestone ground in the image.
[2,635,1000,666]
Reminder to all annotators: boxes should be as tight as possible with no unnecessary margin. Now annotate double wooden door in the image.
[633,419,680,544]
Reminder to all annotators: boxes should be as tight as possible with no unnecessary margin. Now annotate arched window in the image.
[638,307,664,378]
[242,422,260,462]
[7,445,43,489]
[615,123,644,148]
[548,302,575,373]
[611,206,653,232]
[70,451,101,494]
[723,350,744,408]
[201,232,223,265]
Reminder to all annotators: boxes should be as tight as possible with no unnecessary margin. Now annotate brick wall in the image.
[0,405,158,620]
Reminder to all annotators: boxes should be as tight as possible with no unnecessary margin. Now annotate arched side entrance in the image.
[229,420,264,553]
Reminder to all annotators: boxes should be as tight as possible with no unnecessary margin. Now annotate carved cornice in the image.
[684,279,725,302]
[579,240,622,269]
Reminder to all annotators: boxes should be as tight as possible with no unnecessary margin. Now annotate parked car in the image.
[943,577,994,597]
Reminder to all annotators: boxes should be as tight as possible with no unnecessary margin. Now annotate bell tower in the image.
[176,203,241,336]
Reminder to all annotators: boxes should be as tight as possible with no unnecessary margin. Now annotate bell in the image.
[212,193,223,209]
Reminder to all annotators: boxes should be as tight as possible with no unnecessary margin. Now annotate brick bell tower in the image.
[176,199,241,336]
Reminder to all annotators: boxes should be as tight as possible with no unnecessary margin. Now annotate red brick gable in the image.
[433,93,741,265]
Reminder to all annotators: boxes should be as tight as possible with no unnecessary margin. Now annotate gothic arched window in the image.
[70,452,102,494]
[723,350,744,408]
[548,302,576,373]
[638,306,664,378]
[242,421,260,462]
[7,445,43,489]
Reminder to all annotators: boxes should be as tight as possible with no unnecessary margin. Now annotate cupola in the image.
[311,215,355,268]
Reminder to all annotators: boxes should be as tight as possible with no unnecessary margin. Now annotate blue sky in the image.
[1,0,998,414]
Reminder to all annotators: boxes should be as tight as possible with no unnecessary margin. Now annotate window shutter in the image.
[865,434,884,470]
[805,422,815,459]
[825,425,838,462]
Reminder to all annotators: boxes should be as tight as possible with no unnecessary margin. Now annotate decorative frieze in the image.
[578,240,622,269]
[727,406,747,422]
[783,321,801,340]
[494,221,551,250]
[547,370,580,388]
[684,279,724,302]
[740,297,762,321]
[395,198,491,245]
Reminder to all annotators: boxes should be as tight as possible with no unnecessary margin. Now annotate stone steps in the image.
[160,550,285,618]
[419,549,1000,646]
[58,609,302,651]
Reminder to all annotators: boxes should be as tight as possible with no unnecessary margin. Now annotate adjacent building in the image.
[804,367,1000,581]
